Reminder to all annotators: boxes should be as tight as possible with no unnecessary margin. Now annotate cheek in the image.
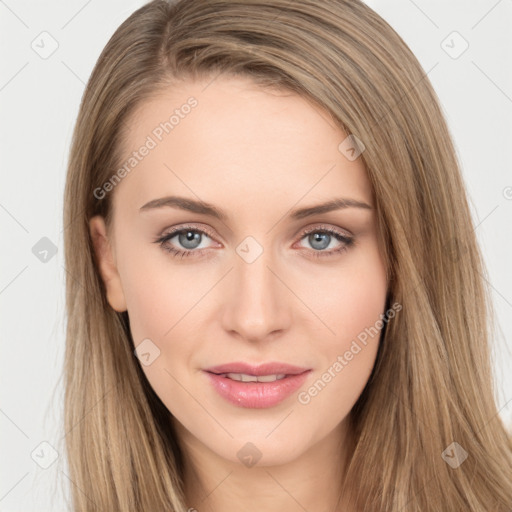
[296,294,386,422]
[320,246,387,343]
[117,242,206,345]
[116,247,212,399]
[118,256,200,406]
[121,268,176,345]
[308,248,387,396]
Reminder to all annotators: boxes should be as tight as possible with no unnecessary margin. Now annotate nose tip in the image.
[221,249,291,343]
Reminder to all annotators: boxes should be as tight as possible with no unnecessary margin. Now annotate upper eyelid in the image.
[299,223,352,237]
[162,223,217,240]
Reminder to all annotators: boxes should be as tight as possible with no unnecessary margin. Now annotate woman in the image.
[61,0,512,510]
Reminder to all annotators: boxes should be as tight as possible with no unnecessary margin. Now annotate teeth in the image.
[223,373,287,383]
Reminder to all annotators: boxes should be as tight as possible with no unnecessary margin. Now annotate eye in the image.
[154,223,355,260]
[294,224,354,259]
[154,225,216,259]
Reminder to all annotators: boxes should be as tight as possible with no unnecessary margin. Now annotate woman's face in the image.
[90,75,388,468]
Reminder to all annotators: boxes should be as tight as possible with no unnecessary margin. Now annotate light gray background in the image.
[1,1,511,510]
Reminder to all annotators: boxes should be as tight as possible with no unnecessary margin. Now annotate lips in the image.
[205,362,309,376]
[203,362,311,408]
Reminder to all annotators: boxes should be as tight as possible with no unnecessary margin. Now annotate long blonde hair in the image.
[61,0,512,510]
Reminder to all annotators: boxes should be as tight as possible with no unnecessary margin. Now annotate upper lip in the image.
[205,362,311,376]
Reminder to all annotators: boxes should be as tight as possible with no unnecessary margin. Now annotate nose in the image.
[220,248,292,343]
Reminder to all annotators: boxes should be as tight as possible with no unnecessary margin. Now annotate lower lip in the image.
[204,371,311,408]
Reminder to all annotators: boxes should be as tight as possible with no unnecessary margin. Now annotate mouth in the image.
[203,362,311,408]
[209,372,289,383]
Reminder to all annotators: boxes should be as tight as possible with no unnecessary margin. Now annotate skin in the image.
[90,75,388,512]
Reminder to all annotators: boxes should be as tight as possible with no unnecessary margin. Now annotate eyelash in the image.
[153,224,354,260]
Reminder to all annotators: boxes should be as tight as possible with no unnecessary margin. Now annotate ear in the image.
[89,215,127,312]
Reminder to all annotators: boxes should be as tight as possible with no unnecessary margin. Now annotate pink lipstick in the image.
[204,362,311,408]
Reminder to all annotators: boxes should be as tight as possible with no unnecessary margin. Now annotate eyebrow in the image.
[139,195,372,220]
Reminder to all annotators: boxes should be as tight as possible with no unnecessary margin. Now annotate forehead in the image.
[112,75,373,215]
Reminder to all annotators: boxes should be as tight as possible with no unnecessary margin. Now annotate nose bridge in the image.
[221,239,290,341]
